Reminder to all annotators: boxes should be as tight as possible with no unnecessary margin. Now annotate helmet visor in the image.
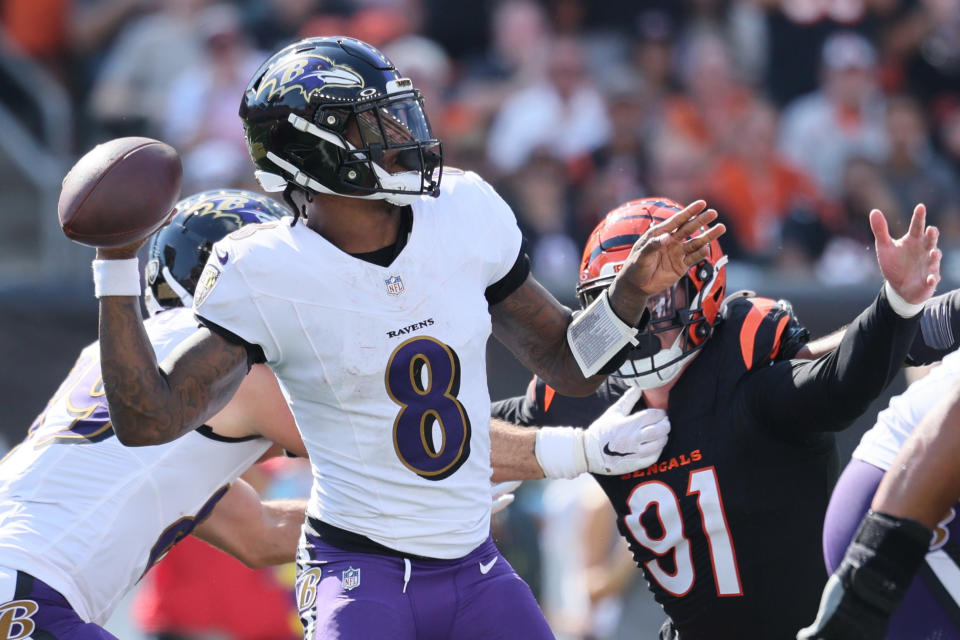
[578,281,685,328]
[356,95,435,147]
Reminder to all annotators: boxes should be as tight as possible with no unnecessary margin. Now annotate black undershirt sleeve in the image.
[906,288,960,365]
[745,286,921,437]
[195,315,266,369]
[491,394,539,427]
[485,245,531,306]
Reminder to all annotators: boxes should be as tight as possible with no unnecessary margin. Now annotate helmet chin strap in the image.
[618,333,696,391]
[161,266,194,308]
[144,288,164,318]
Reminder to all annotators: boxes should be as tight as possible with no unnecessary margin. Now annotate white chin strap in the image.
[619,333,696,390]
[144,288,164,317]
[144,266,193,317]
[258,114,424,207]
[162,266,194,307]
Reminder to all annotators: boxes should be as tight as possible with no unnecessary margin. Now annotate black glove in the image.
[797,510,931,640]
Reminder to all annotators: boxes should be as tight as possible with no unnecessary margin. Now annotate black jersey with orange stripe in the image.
[491,288,921,640]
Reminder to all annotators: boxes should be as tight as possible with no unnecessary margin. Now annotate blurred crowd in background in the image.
[3,0,960,638]
[4,0,960,296]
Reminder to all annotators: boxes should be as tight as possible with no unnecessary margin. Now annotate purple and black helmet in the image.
[240,36,442,207]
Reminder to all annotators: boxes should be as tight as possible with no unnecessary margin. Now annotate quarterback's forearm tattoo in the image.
[492,280,604,396]
[99,297,248,446]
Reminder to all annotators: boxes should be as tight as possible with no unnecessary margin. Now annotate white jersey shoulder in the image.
[853,350,960,470]
[0,308,270,624]
[193,168,523,559]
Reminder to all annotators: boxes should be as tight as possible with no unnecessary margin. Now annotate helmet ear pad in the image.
[145,189,288,311]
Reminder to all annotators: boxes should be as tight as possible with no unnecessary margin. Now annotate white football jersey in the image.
[193,170,523,559]
[853,349,960,471]
[0,308,270,625]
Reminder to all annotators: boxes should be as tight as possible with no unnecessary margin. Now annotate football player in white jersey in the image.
[87,37,723,640]
[0,190,310,639]
[799,290,960,640]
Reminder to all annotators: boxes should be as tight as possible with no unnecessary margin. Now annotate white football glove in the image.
[584,386,670,474]
[491,481,521,514]
[535,386,670,478]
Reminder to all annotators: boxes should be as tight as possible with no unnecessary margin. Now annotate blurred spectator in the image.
[486,34,611,174]
[704,99,837,270]
[382,35,452,131]
[779,31,888,199]
[941,102,960,173]
[87,0,209,138]
[645,132,708,216]
[878,95,960,240]
[502,150,581,301]
[458,0,552,125]
[242,0,323,53]
[815,154,895,285]
[664,30,757,154]
[755,0,892,106]
[576,71,650,239]
[161,3,264,192]
[630,9,677,98]
[66,0,159,129]
[881,0,960,110]
[2,0,70,71]
[421,0,491,61]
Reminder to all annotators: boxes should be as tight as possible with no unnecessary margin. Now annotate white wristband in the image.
[534,427,588,479]
[92,258,141,298]
[884,281,923,319]
[567,289,641,378]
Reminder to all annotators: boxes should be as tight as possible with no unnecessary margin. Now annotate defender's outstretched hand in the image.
[608,200,726,325]
[872,204,941,305]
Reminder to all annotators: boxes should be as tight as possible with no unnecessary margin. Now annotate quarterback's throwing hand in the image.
[583,387,670,475]
[872,203,941,305]
[608,200,726,325]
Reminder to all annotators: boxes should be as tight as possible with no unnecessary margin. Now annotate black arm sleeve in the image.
[195,315,266,369]
[491,377,623,428]
[906,288,960,366]
[485,245,531,306]
[746,286,921,436]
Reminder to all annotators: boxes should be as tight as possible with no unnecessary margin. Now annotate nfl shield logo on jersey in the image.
[342,567,361,591]
[385,275,404,296]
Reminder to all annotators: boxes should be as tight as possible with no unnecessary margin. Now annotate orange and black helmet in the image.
[576,197,727,388]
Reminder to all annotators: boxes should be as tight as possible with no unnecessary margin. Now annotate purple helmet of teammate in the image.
[144,189,290,313]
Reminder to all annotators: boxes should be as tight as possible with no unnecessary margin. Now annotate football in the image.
[58,137,183,248]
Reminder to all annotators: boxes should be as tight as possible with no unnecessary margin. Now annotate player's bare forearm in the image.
[795,327,846,360]
[193,479,307,569]
[489,419,545,482]
[491,277,606,396]
[99,296,248,446]
[871,379,960,530]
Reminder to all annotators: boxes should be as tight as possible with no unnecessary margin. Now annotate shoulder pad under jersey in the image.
[717,290,810,371]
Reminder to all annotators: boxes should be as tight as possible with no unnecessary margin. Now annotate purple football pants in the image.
[823,459,960,639]
[296,534,555,640]
[0,567,117,639]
